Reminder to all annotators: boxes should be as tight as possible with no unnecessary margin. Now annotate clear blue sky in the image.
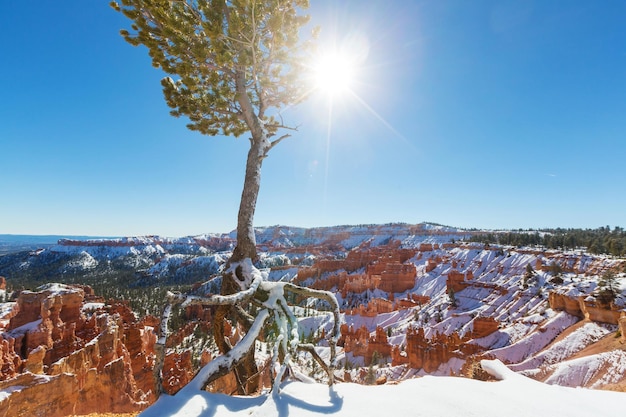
[1,1,625,237]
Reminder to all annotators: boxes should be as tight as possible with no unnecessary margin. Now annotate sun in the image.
[313,52,355,96]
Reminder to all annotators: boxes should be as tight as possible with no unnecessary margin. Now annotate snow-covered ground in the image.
[138,359,625,417]
[510,321,615,372]
[545,350,626,388]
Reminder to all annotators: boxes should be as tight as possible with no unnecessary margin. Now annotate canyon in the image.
[0,283,210,416]
[0,223,625,415]
[0,284,158,416]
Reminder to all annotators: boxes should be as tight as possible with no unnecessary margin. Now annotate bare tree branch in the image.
[297,343,331,379]
[193,309,271,391]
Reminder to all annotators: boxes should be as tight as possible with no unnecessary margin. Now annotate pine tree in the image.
[548,262,564,285]
[370,350,380,367]
[523,263,535,289]
[111,0,339,396]
[365,363,376,385]
[597,271,620,306]
[448,287,458,307]
[110,0,312,265]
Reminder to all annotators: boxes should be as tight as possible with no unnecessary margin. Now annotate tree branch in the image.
[297,343,331,380]
[283,283,342,385]
[266,133,291,154]
[187,309,271,391]
[166,262,263,307]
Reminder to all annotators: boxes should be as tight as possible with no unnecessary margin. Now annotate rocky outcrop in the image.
[368,262,417,293]
[0,372,78,417]
[536,254,625,276]
[0,284,158,416]
[548,292,585,318]
[345,298,394,317]
[470,317,500,339]
[162,350,195,395]
[8,283,82,330]
[342,273,380,294]
[402,327,482,373]
[391,345,408,366]
[395,294,430,309]
[581,299,623,324]
[446,269,473,293]
[446,269,507,296]
[296,244,418,302]
[0,336,22,379]
[340,325,392,365]
[425,257,439,272]
[548,291,624,325]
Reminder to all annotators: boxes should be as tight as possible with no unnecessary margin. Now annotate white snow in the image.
[5,319,43,338]
[488,312,579,364]
[138,359,626,417]
[510,321,614,372]
[544,350,626,388]
[81,302,105,311]
[35,282,80,295]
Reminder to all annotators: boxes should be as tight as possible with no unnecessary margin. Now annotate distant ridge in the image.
[0,234,119,255]
[0,223,469,256]
[0,234,114,243]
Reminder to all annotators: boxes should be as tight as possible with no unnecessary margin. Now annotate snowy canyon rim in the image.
[0,222,625,416]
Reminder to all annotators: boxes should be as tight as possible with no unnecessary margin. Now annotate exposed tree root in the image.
[154,258,341,395]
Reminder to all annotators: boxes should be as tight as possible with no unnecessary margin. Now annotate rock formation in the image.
[548,291,623,325]
[0,284,158,416]
[162,350,195,395]
[403,327,482,373]
[470,316,500,339]
[295,243,418,302]
[446,269,473,293]
[345,298,393,317]
[3,224,626,402]
[340,325,392,365]
[395,294,431,309]
[446,269,507,296]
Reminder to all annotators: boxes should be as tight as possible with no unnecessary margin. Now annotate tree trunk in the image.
[231,135,265,265]
[213,131,267,394]
[212,70,270,395]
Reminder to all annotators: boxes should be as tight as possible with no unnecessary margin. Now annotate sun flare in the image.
[313,53,355,96]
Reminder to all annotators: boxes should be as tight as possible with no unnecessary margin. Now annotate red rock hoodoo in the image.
[0,284,159,416]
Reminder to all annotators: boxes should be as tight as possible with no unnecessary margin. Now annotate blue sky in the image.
[1,0,625,237]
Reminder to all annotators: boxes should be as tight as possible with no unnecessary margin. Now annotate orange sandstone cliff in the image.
[0,284,158,416]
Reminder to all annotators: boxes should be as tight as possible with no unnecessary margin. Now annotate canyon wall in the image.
[548,291,623,325]
[0,284,158,416]
[296,244,419,300]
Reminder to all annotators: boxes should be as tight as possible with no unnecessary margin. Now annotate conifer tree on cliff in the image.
[110,0,340,396]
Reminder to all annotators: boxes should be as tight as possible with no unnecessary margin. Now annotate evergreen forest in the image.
[467,226,626,256]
